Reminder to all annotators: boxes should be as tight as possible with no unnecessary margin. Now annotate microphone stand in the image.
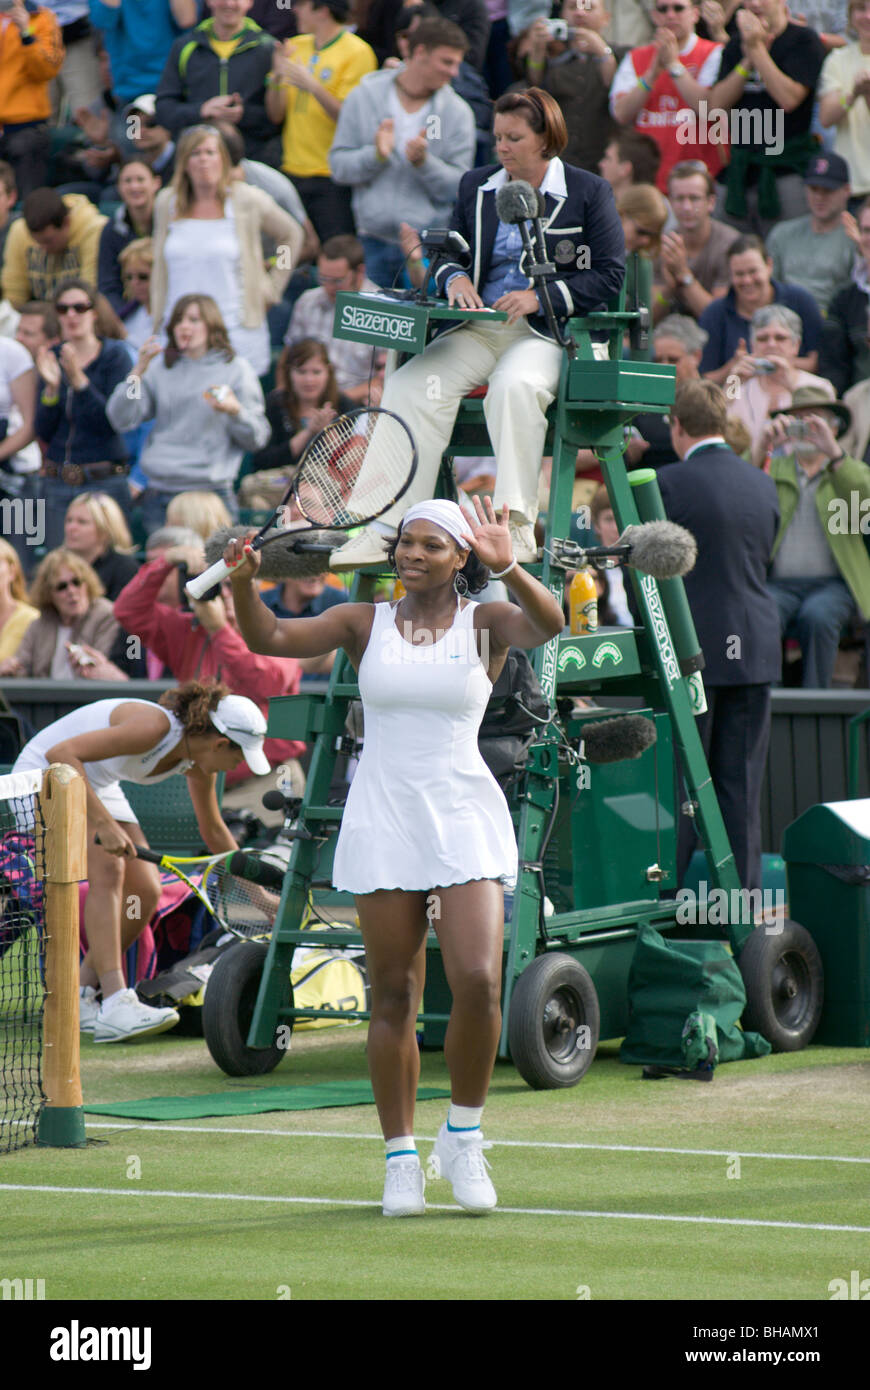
[514,215,576,360]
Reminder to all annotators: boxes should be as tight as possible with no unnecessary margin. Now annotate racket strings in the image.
[296,411,415,528]
[203,861,281,940]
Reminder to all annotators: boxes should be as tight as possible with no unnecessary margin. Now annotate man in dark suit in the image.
[657,379,781,894]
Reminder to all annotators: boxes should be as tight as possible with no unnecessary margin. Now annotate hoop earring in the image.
[454,570,469,597]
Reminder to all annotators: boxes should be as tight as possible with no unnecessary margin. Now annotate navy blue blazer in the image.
[433,160,626,341]
[656,443,782,686]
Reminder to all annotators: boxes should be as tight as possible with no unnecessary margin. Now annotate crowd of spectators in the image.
[0,0,869,814]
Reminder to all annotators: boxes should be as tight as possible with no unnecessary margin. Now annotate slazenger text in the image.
[341,306,416,340]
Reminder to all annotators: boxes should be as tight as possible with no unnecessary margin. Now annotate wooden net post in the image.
[36,764,87,1148]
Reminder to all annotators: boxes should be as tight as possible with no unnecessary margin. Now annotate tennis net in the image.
[0,765,86,1152]
[0,770,47,1152]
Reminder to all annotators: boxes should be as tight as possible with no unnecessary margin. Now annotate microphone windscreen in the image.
[581,715,657,764]
[226,850,285,890]
[621,521,697,579]
[495,179,539,225]
[204,525,346,579]
[261,789,287,812]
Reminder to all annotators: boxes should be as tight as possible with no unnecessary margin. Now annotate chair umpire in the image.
[657,379,782,895]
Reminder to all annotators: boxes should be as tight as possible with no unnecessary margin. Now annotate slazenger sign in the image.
[641,575,679,688]
[339,304,416,341]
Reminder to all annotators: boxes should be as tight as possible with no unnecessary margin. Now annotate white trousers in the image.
[378,318,565,528]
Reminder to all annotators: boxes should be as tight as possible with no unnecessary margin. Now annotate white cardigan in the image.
[151,179,304,332]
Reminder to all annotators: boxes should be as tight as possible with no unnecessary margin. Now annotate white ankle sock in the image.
[447,1104,483,1132]
[386,1135,418,1161]
[371,520,397,539]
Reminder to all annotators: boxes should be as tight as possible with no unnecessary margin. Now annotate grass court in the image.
[1,1024,868,1305]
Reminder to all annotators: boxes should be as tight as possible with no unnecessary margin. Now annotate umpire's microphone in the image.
[494,179,540,226]
[225,851,285,891]
[493,181,575,357]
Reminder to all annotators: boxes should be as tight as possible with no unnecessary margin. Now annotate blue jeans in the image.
[767,575,855,688]
[139,484,239,538]
[358,235,412,292]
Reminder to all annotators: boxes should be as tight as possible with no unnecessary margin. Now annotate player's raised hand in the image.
[466,496,513,572]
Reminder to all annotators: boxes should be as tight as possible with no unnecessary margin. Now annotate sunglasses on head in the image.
[57,301,93,315]
[54,577,84,593]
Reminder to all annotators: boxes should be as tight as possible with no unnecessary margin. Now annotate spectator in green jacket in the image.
[764,385,870,688]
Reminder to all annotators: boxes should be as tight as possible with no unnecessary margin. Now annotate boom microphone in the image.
[225,851,285,890]
[204,524,346,579]
[495,179,540,225]
[580,715,657,764]
[621,521,697,579]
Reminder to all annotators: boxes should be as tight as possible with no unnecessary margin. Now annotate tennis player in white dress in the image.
[225,498,564,1217]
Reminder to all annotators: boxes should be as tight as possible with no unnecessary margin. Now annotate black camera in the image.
[177,561,221,610]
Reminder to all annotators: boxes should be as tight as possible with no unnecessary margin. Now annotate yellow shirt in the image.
[280,29,377,179]
[209,36,242,61]
[0,602,39,664]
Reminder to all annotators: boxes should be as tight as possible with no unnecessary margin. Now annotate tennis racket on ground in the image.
[186,406,418,600]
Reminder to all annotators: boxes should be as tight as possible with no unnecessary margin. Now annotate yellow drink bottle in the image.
[569,568,598,634]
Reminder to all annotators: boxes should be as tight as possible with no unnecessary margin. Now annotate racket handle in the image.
[94,835,162,864]
[185,556,232,600]
[133,847,165,865]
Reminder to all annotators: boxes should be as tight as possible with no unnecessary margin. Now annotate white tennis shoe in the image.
[427,1123,497,1215]
[93,989,179,1044]
[79,986,100,1034]
[507,521,537,564]
[382,1156,426,1217]
[329,528,392,572]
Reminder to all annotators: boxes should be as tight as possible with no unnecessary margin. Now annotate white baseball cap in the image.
[210,695,270,775]
[128,93,157,118]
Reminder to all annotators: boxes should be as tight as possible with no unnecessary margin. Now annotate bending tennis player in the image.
[12,681,267,1043]
[225,498,564,1217]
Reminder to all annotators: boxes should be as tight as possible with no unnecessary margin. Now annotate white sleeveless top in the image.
[332,599,518,894]
[13,699,194,794]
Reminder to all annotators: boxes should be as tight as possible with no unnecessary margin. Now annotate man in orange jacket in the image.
[0,1,64,198]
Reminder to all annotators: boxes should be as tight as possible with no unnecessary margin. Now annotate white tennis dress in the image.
[332,598,518,894]
[13,699,194,824]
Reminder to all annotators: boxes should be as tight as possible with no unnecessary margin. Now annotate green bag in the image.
[620,925,771,1068]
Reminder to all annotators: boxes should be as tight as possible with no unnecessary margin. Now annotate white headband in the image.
[401,500,474,551]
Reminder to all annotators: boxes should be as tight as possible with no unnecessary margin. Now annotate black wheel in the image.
[202,941,290,1076]
[508,953,600,1089]
[738,919,823,1051]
